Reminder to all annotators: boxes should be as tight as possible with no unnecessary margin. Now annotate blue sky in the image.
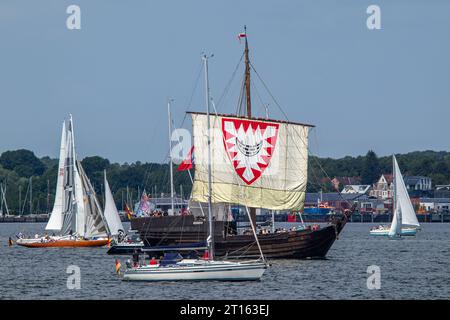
[0,0,449,163]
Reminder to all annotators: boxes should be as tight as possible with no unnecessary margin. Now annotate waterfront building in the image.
[341,185,371,195]
[330,177,361,191]
[434,185,450,198]
[419,198,450,213]
[369,174,394,200]
[305,193,368,212]
[404,176,432,191]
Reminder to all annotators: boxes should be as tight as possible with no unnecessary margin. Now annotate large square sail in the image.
[190,112,311,211]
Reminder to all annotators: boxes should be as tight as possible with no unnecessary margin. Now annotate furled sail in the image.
[103,171,124,237]
[394,156,420,227]
[46,122,67,231]
[189,112,311,211]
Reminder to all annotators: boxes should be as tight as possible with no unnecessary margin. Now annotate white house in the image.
[404,176,432,191]
[369,174,393,200]
[341,185,371,195]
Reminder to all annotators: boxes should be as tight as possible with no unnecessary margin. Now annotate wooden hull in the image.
[16,239,109,248]
[131,211,352,259]
[215,225,338,259]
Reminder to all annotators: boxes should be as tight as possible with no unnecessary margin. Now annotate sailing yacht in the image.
[16,116,109,248]
[122,50,267,281]
[369,155,420,237]
[103,171,125,239]
[104,171,144,252]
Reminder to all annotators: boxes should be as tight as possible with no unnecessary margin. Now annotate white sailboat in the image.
[122,53,267,281]
[103,170,144,252]
[370,155,420,237]
[16,116,109,248]
[103,170,125,238]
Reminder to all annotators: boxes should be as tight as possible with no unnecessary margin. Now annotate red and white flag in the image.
[177,145,194,171]
[237,32,246,43]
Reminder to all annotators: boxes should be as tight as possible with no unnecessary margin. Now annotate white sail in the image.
[388,203,400,236]
[103,171,124,236]
[394,157,420,227]
[46,122,67,231]
[190,112,311,211]
[77,161,108,238]
[74,165,86,237]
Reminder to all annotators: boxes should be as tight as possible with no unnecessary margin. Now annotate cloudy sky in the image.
[0,0,449,163]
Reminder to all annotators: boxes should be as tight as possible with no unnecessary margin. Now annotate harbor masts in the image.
[29,177,32,215]
[1,183,10,216]
[18,185,22,215]
[203,53,214,259]
[167,99,175,216]
[46,179,50,214]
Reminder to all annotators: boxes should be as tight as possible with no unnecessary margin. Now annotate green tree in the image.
[81,156,110,176]
[361,150,381,185]
[0,149,45,177]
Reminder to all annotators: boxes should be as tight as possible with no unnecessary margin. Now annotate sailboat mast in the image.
[70,114,77,232]
[244,26,251,118]
[29,177,32,215]
[393,155,400,235]
[243,26,257,229]
[167,99,175,216]
[392,155,395,221]
[203,54,214,259]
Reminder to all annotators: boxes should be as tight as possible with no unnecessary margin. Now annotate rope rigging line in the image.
[139,59,204,198]
[249,61,354,207]
[217,51,245,112]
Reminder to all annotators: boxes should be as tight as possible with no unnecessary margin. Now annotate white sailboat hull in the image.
[123,259,267,281]
[369,226,417,236]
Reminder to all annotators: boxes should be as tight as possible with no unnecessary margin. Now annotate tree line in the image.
[1,149,449,214]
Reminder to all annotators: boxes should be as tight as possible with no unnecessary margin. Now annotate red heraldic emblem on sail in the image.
[222,118,279,185]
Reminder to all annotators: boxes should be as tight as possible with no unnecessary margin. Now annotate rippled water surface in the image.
[1,222,449,299]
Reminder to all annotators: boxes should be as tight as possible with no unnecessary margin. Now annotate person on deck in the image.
[149,257,158,265]
[132,250,140,267]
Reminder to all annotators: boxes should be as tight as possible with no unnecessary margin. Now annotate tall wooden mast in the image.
[243,26,257,229]
[244,26,252,118]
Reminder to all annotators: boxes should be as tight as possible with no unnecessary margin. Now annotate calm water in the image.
[1,222,449,299]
